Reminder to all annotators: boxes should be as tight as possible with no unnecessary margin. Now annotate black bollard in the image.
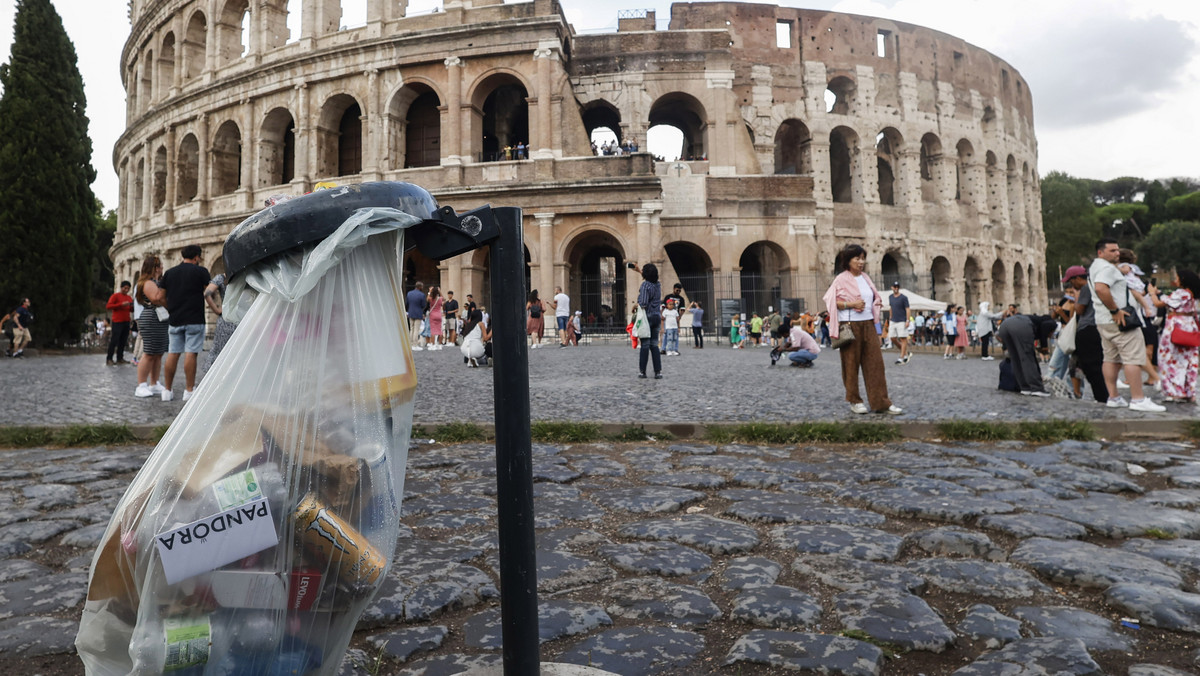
[488,206,540,675]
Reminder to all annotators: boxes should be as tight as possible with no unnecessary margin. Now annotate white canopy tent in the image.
[898,288,948,313]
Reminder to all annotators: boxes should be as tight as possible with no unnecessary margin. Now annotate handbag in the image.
[830,323,855,350]
[1057,314,1078,354]
[1171,326,1200,347]
[633,307,650,339]
[155,306,169,322]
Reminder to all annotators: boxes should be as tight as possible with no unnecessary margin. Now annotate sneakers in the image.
[1116,380,1130,390]
[151,384,165,395]
[106,359,116,366]
[885,405,903,415]
[981,356,995,361]
[116,359,130,365]
[850,403,870,414]
[654,373,663,379]
[943,354,950,360]
[1028,391,1051,398]
[1106,397,1129,408]
[134,383,153,398]
[894,358,904,364]
[161,389,174,402]
[182,390,193,402]
[411,345,424,351]
[902,354,911,364]
[638,373,648,379]
[1129,398,1166,412]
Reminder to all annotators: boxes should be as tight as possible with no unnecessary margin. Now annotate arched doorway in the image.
[930,256,952,301]
[259,107,296,187]
[964,257,982,310]
[665,242,713,330]
[880,251,915,290]
[875,128,903,206]
[317,94,363,179]
[829,126,859,203]
[176,134,199,203]
[774,119,811,175]
[211,120,242,195]
[738,241,790,316]
[454,246,532,312]
[649,92,708,161]
[565,230,627,330]
[920,133,943,203]
[991,258,1008,306]
[582,100,622,152]
[473,75,529,162]
[1013,262,1026,309]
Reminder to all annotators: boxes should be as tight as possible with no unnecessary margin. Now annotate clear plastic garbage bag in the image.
[78,208,422,675]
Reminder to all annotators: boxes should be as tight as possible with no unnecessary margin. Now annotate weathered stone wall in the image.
[113,0,1045,319]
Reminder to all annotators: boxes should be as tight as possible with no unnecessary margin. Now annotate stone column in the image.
[532,42,557,160]
[141,144,154,227]
[442,56,464,165]
[535,213,555,297]
[364,69,381,178]
[204,0,218,80]
[294,83,311,184]
[164,126,176,224]
[706,70,735,175]
[810,139,831,203]
[196,114,210,216]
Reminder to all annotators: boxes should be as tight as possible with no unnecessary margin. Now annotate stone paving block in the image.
[60,523,109,548]
[950,637,1102,675]
[885,475,976,496]
[1128,665,1196,676]
[1015,605,1134,651]
[566,455,626,477]
[461,601,610,649]
[771,524,904,561]
[0,616,80,656]
[0,543,32,560]
[617,514,760,555]
[0,510,38,528]
[857,488,1015,523]
[368,625,447,662]
[595,541,712,576]
[725,495,886,526]
[360,561,497,627]
[1039,463,1144,493]
[1011,538,1183,590]
[38,469,110,484]
[906,527,1006,560]
[724,630,883,675]
[956,604,1022,647]
[590,486,704,513]
[604,576,721,625]
[717,556,782,591]
[531,464,582,483]
[536,527,612,552]
[0,520,82,545]
[396,538,484,564]
[0,573,88,620]
[977,513,1089,540]
[1105,584,1200,634]
[0,560,50,584]
[834,589,956,652]
[1121,538,1200,578]
[416,512,491,530]
[400,494,493,517]
[730,584,823,628]
[397,653,503,676]
[907,558,1052,599]
[643,470,726,488]
[19,484,78,510]
[1154,462,1200,488]
[1138,489,1200,508]
[667,443,717,455]
[730,470,795,488]
[677,454,766,471]
[791,554,926,593]
[558,626,705,675]
[528,550,615,593]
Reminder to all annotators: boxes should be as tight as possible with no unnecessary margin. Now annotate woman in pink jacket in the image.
[822,244,902,415]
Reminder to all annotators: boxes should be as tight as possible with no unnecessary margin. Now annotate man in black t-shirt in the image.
[443,291,460,345]
[159,245,211,401]
[663,284,686,312]
[463,294,478,318]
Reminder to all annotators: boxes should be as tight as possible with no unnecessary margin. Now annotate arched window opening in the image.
[649,93,708,161]
[478,80,529,162]
[647,125,684,161]
[930,256,952,301]
[964,257,982,309]
[829,126,858,203]
[139,50,153,106]
[740,242,791,314]
[177,134,199,203]
[183,12,207,81]
[880,251,914,290]
[582,101,623,155]
[216,0,250,66]
[159,34,176,101]
[665,242,714,330]
[212,120,242,195]
[825,76,855,114]
[127,62,139,115]
[259,108,296,187]
[405,91,441,168]
[920,133,942,203]
[1006,155,1021,225]
[285,0,302,43]
[774,119,811,175]
[338,104,363,176]
[567,231,627,330]
[341,0,367,29]
[135,159,146,217]
[152,146,168,211]
[955,139,974,204]
[1013,262,1026,307]
[991,258,1007,305]
[875,128,902,205]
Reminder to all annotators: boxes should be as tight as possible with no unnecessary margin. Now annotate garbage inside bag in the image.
[77,206,423,675]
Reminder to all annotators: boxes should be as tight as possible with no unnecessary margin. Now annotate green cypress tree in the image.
[0,0,98,346]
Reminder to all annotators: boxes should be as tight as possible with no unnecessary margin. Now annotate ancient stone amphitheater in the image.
[113,0,1044,328]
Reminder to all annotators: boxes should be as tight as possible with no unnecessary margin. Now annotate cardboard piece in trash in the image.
[155,499,279,585]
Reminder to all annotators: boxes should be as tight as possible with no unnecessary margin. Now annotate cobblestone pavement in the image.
[2,438,1199,674]
[2,345,1196,426]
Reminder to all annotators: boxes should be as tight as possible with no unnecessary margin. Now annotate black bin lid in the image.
[222,182,439,279]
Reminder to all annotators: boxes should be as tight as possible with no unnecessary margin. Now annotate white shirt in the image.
[1089,258,1126,326]
[839,275,875,322]
[663,308,679,330]
[554,293,570,317]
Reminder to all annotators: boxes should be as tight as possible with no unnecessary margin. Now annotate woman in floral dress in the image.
[1155,270,1200,403]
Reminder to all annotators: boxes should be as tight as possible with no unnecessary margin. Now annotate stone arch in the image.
[665,241,714,326]
[649,92,708,161]
[880,250,914,289]
[991,258,1007,305]
[176,133,199,203]
[875,127,903,206]
[774,119,811,175]
[1012,261,1026,308]
[216,0,250,66]
[159,32,176,100]
[139,49,153,106]
[1028,263,1036,306]
[829,125,860,204]
[259,107,296,187]
[317,93,364,178]
[469,71,531,162]
[919,132,942,203]
[384,82,441,169]
[739,241,791,313]
[462,245,532,312]
[930,256,952,301]
[825,75,855,114]
[563,227,630,329]
[183,10,207,82]
[582,100,622,148]
[211,119,242,195]
[152,145,168,211]
[404,248,442,294]
[964,256,982,309]
[955,139,974,204]
[127,59,139,116]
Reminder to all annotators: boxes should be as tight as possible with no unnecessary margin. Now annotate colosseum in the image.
[112,0,1045,330]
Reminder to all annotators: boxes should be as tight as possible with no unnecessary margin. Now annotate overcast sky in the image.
[1,0,1197,210]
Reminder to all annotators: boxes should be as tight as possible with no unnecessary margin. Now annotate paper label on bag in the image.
[155,499,279,585]
[163,616,210,671]
[211,468,265,511]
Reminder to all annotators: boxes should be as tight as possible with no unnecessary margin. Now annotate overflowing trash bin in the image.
[77,183,439,675]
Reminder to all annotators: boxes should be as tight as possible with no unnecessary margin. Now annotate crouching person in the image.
[783,319,822,368]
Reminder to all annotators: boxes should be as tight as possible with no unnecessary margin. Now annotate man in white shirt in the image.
[551,286,571,348]
[1088,238,1163,412]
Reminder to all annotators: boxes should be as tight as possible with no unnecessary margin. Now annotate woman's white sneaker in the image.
[134,383,153,398]
[1129,398,1165,412]
[850,403,870,414]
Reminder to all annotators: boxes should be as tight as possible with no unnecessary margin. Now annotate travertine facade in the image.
[113,0,1045,323]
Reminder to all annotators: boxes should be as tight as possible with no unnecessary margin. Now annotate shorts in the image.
[168,323,205,353]
[1097,323,1146,366]
[557,316,569,331]
[887,323,909,339]
[1141,323,1157,347]
[11,327,30,343]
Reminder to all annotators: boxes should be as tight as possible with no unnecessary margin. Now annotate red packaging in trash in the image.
[289,569,322,611]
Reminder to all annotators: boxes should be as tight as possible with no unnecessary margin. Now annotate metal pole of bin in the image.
[488,206,541,675]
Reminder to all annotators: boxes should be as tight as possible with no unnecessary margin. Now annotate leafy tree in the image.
[91,200,117,304]
[1040,171,1100,281]
[0,0,98,345]
[1095,202,1150,241]
[1136,221,1200,275]
[1088,176,1148,206]
[1165,191,1200,222]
